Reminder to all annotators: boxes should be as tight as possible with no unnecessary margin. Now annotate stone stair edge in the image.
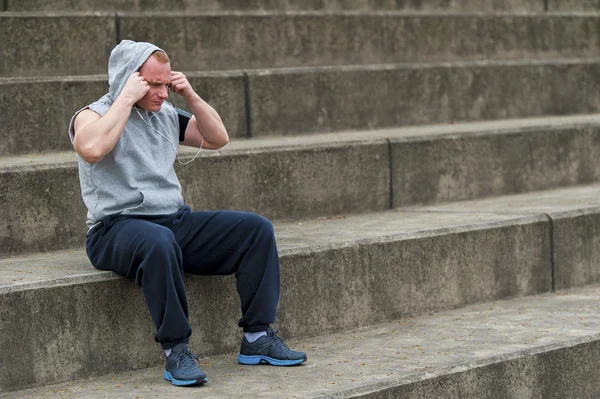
[321,334,600,399]
[0,199,555,390]
[2,114,600,258]
[0,207,551,294]
[5,57,600,83]
[6,284,600,398]
[6,178,600,390]
[5,10,600,16]
[3,113,600,172]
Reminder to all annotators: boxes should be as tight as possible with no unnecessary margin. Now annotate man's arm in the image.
[170,71,229,150]
[73,72,149,163]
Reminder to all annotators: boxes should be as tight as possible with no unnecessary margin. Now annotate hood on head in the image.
[107,40,165,102]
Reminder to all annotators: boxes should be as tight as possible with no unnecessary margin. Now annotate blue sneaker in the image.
[238,327,307,366]
[164,344,208,386]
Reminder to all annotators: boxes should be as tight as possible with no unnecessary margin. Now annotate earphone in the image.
[135,107,204,166]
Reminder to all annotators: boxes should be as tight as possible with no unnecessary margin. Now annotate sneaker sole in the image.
[237,354,307,366]
[164,371,208,386]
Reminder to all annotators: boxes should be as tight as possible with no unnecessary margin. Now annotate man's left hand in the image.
[170,71,196,99]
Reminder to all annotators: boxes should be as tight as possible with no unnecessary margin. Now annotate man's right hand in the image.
[120,72,150,105]
[73,72,148,164]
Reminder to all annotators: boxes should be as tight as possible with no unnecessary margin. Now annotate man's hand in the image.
[170,71,196,99]
[120,72,150,106]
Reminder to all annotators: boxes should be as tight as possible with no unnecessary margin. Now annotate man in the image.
[68,40,306,387]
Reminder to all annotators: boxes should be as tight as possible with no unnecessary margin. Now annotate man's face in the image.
[136,56,171,112]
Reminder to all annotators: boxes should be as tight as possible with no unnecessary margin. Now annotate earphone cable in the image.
[135,107,203,166]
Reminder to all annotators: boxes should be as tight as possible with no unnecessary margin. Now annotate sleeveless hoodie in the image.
[68,40,184,229]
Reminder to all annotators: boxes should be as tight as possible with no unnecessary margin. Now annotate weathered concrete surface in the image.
[391,124,600,206]
[4,116,600,257]
[177,139,390,221]
[0,210,551,391]
[0,73,246,156]
[0,160,87,256]
[119,13,600,71]
[6,61,600,154]
[0,136,389,257]
[5,12,600,76]
[0,76,107,155]
[248,59,600,137]
[6,284,600,398]
[417,184,600,290]
[0,13,115,77]
[5,0,544,12]
[551,209,600,290]
[548,0,600,11]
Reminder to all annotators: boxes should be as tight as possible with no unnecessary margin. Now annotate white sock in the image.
[165,348,172,357]
[245,331,267,343]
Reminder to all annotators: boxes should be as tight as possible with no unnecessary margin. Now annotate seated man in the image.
[68,40,306,387]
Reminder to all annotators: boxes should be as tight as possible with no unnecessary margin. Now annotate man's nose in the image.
[158,86,168,99]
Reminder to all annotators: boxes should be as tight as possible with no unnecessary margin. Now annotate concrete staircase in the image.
[2,1,600,397]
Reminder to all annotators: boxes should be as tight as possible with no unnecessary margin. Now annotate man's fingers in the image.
[171,76,186,84]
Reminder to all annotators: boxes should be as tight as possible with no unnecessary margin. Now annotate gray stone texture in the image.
[0,164,86,257]
[276,216,551,338]
[551,209,600,290]
[414,184,600,291]
[5,13,600,76]
[0,273,241,391]
[248,61,600,136]
[176,140,390,220]
[0,210,551,391]
[118,13,600,71]
[6,288,600,397]
[548,0,600,11]
[355,339,600,399]
[391,126,600,207]
[0,139,389,257]
[5,119,600,257]
[0,14,115,77]
[0,73,246,156]
[0,77,107,155]
[6,61,600,155]
[6,0,543,12]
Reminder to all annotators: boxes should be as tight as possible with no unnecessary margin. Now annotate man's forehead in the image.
[139,56,171,80]
[146,78,171,84]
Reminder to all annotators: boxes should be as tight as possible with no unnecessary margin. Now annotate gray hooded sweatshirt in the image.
[68,40,184,229]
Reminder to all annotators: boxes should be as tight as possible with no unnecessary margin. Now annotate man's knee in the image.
[246,213,274,237]
[134,227,183,282]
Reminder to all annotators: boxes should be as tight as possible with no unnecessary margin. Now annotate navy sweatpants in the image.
[85,205,280,349]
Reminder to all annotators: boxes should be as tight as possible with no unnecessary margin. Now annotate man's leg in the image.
[170,207,306,366]
[86,214,208,385]
[171,209,279,332]
[87,216,191,347]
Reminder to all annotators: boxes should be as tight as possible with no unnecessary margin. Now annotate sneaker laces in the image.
[175,348,200,370]
[271,330,292,351]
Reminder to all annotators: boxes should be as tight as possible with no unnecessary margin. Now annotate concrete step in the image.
[0,184,570,392]
[0,13,116,77]
[4,0,544,12]
[6,284,600,398]
[2,12,600,77]
[548,1,600,11]
[3,115,600,257]
[0,72,247,155]
[5,59,600,155]
[415,186,600,291]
